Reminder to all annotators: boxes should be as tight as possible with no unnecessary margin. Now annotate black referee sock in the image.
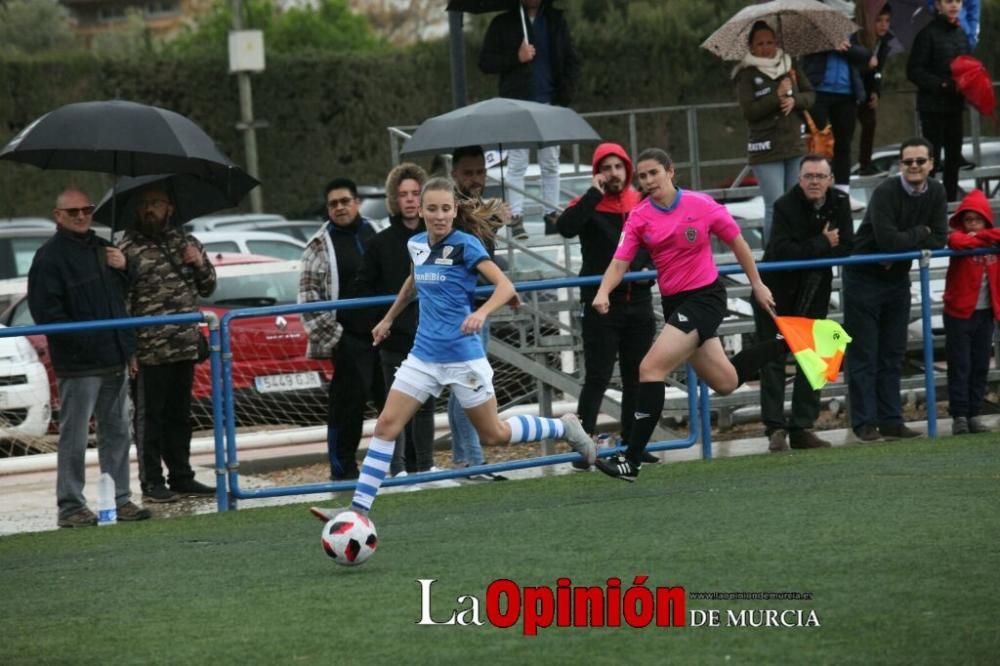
[625,381,665,465]
[732,338,789,386]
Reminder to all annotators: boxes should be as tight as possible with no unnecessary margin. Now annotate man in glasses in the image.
[755,155,854,452]
[27,187,150,527]
[299,177,382,481]
[119,184,217,503]
[844,137,948,442]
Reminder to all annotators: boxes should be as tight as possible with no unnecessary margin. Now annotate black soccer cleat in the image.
[594,453,640,482]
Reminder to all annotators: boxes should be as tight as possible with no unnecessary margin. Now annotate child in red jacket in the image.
[943,189,1000,434]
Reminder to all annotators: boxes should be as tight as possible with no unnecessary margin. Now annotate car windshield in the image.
[201,268,299,308]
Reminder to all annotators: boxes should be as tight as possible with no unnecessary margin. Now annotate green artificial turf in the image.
[1,436,997,665]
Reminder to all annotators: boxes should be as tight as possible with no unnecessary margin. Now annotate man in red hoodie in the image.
[557,143,657,469]
[943,188,1000,434]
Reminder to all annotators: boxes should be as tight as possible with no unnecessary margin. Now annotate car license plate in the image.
[254,371,322,394]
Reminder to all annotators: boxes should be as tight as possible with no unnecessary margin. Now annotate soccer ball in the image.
[321,511,378,566]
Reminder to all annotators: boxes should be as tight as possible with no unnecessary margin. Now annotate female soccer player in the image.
[341,177,595,514]
[593,148,785,482]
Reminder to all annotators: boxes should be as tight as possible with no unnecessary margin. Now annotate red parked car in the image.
[1,253,333,428]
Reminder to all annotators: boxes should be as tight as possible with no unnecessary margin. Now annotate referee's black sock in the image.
[625,381,665,465]
[732,338,789,385]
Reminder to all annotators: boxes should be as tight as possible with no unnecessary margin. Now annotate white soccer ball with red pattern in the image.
[321,511,378,566]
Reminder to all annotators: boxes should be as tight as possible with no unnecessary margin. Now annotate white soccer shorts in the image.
[391,354,495,409]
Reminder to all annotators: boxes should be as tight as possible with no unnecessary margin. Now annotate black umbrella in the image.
[1,100,241,178]
[881,0,933,51]
[446,0,514,11]
[0,100,252,232]
[400,96,599,206]
[400,97,600,157]
[92,171,260,230]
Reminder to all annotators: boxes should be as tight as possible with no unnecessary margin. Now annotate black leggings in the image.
[812,92,857,186]
[920,110,964,202]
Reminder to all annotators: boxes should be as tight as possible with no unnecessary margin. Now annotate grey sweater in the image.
[851,176,948,281]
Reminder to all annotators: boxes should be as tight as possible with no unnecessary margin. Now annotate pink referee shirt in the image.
[614,189,741,296]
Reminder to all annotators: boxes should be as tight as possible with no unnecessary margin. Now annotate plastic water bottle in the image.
[97,473,117,526]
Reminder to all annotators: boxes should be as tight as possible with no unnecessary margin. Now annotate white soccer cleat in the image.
[309,506,336,522]
[560,413,597,466]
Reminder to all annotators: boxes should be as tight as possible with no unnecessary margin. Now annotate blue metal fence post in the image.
[699,379,713,459]
[919,250,938,437]
[205,313,229,512]
[221,314,240,509]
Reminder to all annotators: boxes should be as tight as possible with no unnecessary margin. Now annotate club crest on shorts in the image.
[467,373,482,391]
[684,226,697,243]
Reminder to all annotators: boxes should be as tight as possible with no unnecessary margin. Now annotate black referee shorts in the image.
[660,279,727,346]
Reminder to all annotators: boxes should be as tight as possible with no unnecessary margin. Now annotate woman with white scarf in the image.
[733,21,815,244]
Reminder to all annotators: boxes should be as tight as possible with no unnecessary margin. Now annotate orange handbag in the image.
[802,110,835,159]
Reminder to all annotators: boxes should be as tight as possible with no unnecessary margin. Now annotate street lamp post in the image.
[229,0,264,213]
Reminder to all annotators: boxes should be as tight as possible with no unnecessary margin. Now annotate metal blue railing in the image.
[4,245,996,512]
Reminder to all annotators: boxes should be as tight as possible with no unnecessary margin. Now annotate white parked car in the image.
[191,231,306,261]
[0,325,51,438]
[184,214,323,243]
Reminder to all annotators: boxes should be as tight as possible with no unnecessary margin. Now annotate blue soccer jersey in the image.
[409,229,490,363]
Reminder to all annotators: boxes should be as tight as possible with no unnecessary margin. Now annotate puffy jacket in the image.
[802,47,870,105]
[556,142,653,305]
[733,62,815,165]
[478,0,580,106]
[907,13,970,114]
[944,189,1000,319]
[119,227,216,365]
[27,227,136,377]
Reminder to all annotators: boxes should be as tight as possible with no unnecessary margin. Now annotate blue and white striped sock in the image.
[505,415,566,443]
[351,437,395,513]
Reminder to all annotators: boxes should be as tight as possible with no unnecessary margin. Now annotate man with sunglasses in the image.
[28,187,151,527]
[299,177,382,481]
[843,137,948,442]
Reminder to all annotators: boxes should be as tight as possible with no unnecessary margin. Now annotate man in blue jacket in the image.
[28,187,150,527]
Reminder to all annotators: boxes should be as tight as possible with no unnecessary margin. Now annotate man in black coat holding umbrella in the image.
[479,0,580,238]
[754,155,853,452]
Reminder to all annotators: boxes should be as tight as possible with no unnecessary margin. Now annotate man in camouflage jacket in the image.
[119,184,217,503]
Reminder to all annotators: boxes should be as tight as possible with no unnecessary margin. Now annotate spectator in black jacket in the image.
[908,0,971,201]
[854,2,896,176]
[27,187,150,528]
[299,178,383,480]
[844,138,948,442]
[479,0,580,239]
[755,155,853,452]
[356,163,435,477]
[557,142,657,469]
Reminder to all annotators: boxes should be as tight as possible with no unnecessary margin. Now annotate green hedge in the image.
[2,3,998,219]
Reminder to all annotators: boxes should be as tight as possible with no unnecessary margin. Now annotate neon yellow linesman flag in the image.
[774,317,852,390]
